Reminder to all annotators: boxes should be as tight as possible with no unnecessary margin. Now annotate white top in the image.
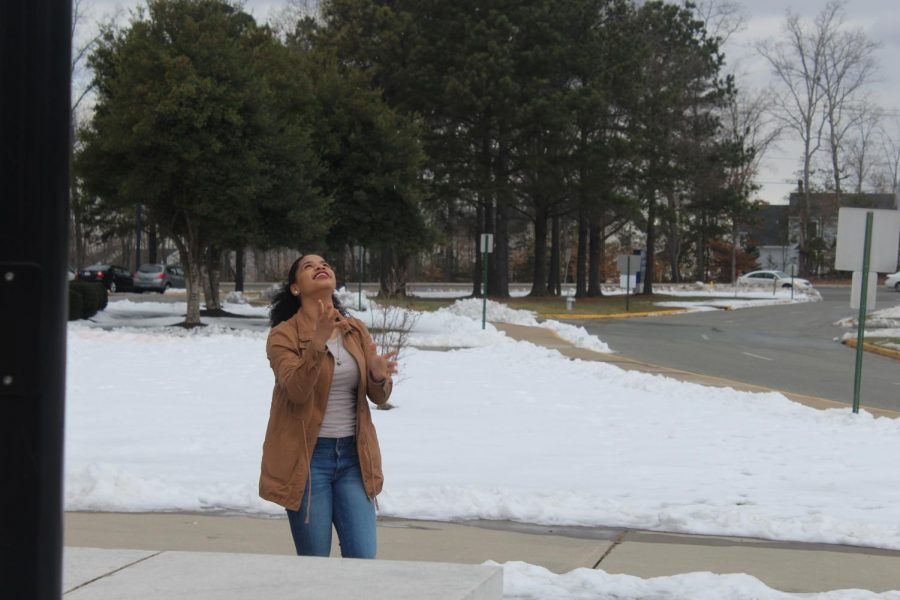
[319,333,360,438]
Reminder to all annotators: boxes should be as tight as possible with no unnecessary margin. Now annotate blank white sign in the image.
[834,208,900,273]
[616,255,642,273]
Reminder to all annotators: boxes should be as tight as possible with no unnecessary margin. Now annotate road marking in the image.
[701,334,709,340]
[742,351,773,361]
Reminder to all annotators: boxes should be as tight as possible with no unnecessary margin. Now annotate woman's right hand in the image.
[311,300,344,350]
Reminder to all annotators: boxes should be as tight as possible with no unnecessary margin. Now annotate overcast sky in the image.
[79,0,900,205]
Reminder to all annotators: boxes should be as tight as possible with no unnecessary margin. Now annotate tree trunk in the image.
[379,246,407,298]
[548,213,561,296]
[529,202,550,297]
[202,245,222,312]
[666,188,680,283]
[148,225,158,264]
[642,191,656,295]
[444,200,455,282]
[235,247,245,292]
[490,139,510,297]
[174,230,203,327]
[472,202,484,297]
[588,221,603,296]
[491,199,510,297]
[74,214,85,268]
[575,210,588,297]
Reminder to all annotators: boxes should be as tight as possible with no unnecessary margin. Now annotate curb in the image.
[842,338,900,361]
[541,308,689,320]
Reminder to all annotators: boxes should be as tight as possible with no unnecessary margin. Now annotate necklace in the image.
[330,333,343,366]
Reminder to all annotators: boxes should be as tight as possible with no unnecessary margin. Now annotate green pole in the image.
[481,251,488,330]
[852,211,874,414]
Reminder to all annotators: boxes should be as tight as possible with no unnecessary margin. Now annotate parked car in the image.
[133,264,186,293]
[78,264,134,293]
[738,270,811,289]
[885,271,900,292]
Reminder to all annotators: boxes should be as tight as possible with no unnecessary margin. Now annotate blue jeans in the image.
[286,436,377,558]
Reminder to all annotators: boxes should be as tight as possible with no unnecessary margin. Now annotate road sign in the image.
[616,255,641,273]
[835,208,900,273]
[480,233,494,254]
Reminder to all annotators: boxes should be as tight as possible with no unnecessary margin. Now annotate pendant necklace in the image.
[332,334,343,366]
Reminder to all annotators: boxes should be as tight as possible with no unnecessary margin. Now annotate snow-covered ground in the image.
[65,295,900,597]
[835,304,900,348]
[497,561,900,599]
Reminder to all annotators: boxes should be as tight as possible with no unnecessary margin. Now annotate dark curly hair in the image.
[269,254,349,328]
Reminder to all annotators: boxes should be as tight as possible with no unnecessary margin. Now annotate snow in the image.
[496,561,900,600]
[66,305,900,553]
[835,300,900,343]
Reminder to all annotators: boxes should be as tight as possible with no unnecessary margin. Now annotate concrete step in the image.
[64,547,502,600]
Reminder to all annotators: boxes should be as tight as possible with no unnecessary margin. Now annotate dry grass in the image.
[377,293,710,317]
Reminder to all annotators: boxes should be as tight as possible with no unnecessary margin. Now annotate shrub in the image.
[68,286,84,321]
[85,282,108,312]
[69,281,107,320]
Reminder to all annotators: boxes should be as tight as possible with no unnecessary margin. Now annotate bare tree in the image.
[70,0,103,269]
[369,304,418,409]
[756,1,839,275]
[721,87,783,283]
[844,103,883,194]
[692,0,747,45]
[71,0,103,118]
[873,117,900,198]
[816,3,880,195]
[270,0,321,37]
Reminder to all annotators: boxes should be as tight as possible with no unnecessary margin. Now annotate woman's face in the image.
[291,255,336,298]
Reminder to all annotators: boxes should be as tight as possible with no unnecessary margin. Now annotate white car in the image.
[738,270,812,289]
[885,271,900,292]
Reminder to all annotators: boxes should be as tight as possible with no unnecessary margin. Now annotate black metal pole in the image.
[1,1,72,599]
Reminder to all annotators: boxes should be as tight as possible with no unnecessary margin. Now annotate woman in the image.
[260,254,398,558]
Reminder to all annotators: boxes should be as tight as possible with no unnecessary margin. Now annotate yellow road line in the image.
[541,308,689,320]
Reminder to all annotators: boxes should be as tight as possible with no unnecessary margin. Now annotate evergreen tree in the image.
[77,0,327,325]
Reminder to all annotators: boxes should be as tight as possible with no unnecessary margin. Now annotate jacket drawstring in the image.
[366,442,379,511]
[302,421,312,524]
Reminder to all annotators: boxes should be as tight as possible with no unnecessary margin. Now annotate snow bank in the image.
[497,561,899,600]
[65,323,900,551]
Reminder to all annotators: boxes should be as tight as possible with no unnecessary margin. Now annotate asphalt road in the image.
[577,286,900,412]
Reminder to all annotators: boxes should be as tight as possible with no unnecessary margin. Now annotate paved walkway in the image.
[65,512,900,594]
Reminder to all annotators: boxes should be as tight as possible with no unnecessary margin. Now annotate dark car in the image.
[133,264,186,293]
[78,264,134,293]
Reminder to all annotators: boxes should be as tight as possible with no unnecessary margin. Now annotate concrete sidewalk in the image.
[65,512,900,594]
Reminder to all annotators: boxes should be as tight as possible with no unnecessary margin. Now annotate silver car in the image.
[885,271,900,292]
[738,270,812,289]
[133,264,186,293]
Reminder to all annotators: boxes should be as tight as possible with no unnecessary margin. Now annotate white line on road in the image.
[742,352,774,361]
[701,334,709,340]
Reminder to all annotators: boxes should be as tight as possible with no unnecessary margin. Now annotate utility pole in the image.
[1,1,72,599]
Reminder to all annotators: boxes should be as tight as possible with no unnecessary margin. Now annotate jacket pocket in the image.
[261,417,303,484]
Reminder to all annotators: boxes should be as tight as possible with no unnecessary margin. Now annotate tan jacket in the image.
[259,310,392,511]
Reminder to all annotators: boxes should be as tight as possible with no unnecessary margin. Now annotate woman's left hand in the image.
[367,342,398,383]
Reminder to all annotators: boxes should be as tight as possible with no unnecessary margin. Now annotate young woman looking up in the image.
[260,254,398,558]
